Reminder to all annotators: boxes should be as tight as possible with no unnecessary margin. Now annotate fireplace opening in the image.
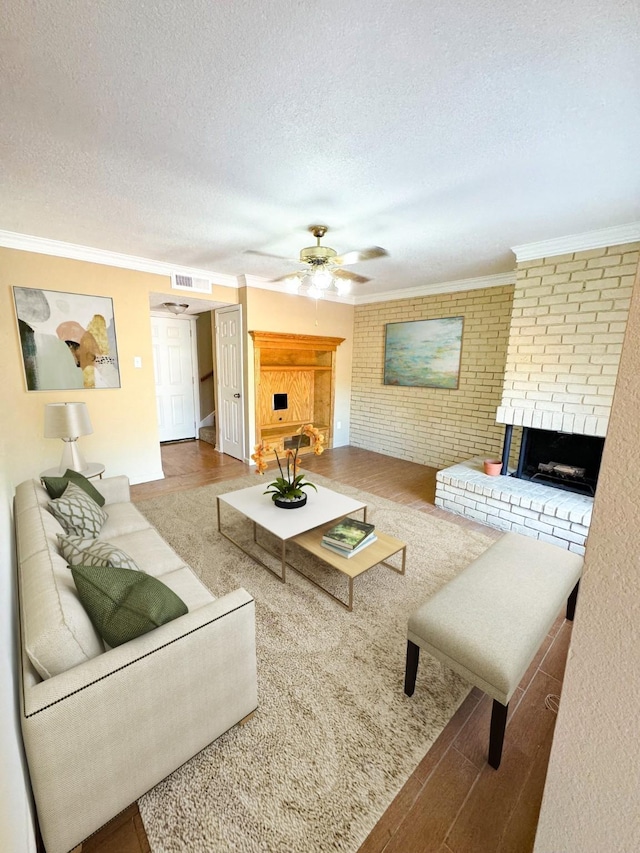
[512,427,605,496]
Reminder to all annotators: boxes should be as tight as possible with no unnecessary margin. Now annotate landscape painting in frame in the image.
[13,286,121,391]
[384,316,464,389]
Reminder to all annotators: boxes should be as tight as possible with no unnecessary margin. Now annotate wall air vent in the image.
[171,272,212,294]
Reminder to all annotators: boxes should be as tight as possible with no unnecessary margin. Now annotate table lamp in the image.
[44,402,93,474]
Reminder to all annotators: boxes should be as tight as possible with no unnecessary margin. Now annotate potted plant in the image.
[251,424,325,508]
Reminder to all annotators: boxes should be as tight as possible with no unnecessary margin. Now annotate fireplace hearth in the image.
[511,427,605,496]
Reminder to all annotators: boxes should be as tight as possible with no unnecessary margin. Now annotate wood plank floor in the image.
[77,441,569,853]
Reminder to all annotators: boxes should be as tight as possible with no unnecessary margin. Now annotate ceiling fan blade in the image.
[333,246,388,266]
[332,268,370,284]
[243,249,299,262]
[268,272,304,283]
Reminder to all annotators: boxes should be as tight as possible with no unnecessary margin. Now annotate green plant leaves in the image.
[262,473,317,499]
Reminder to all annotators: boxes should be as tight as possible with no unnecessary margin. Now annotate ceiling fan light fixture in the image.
[311,268,333,290]
[259,224,387,299]
[334,278,351,295]
[306,283,322,299]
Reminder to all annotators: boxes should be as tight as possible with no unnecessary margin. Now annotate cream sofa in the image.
[14,475,257,853]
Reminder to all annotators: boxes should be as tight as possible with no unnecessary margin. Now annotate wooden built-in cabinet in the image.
[249,331,345,459]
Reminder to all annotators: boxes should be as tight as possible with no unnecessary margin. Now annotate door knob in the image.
[233,393,241,398]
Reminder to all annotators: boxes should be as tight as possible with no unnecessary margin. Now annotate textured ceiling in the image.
[1,1,639,296]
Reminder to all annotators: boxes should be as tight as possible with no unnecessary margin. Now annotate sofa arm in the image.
[22,588,257,853]
[93,474,131,505]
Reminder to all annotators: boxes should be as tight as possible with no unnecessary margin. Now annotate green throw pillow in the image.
[42,469,106,506]
[57,534,140,571]
[48,482,108,538]
[71,564,188,647]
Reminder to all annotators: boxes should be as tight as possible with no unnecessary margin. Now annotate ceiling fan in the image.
[246,225,388,296]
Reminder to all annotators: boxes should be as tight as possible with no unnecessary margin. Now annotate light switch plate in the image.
[134,357,142,368]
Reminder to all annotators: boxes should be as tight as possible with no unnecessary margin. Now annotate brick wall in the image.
[350,286,514,468]
[498,243,639,436]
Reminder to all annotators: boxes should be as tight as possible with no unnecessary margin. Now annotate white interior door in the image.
[152,316,197,442]
[215,305,245,460]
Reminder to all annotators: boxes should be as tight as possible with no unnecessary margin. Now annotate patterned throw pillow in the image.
[48,482,108,538]
[41,469,106,506]
[71,565,188,647]
[57,534,140,571]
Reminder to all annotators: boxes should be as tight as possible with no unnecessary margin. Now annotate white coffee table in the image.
[217,482,367,583]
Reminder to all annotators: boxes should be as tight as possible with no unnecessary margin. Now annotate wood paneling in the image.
[258,369,314,426]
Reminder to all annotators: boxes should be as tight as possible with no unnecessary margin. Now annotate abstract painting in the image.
[13,287,121,391]
[384,316,464,388]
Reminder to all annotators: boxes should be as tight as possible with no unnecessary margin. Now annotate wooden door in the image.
[152,316,197,442]
[215,305,245,460]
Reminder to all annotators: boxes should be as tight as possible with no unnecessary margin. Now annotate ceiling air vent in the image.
[171,272,212,294]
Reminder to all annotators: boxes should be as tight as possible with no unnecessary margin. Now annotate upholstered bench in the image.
[404,532,583,768]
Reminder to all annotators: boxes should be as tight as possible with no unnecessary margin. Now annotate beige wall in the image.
[350,285,514,468]
[243,285,355,450]
[533,266,640,851]
[0,248,237,487]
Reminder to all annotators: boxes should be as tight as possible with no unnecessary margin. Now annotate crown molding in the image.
[512,222,640,262]
[353,271,516,305]
[0,229,239,288]
[243,272,514,305]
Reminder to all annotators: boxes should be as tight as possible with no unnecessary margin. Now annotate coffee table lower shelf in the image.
[291,524,407,611]
[215,485,405,611]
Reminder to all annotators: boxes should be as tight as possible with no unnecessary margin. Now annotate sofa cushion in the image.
[158,566,217,611]
[58,534,140,571]
[99,501,153,538]
[71,565,188,647]
[20,549,106,680]
[42,469,106,506]
[15,480,105,679]
[48,483,108,538]
[15,500,66,562]
[101,528,188,577]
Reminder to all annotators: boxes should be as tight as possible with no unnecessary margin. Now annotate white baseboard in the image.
[129,468,165,486]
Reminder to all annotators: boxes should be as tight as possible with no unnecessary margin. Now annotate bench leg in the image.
[566,581,580,621]
[489,700,509,769]
[404,640,420,696]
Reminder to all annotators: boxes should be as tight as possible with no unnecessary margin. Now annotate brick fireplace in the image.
[436,240,638,551]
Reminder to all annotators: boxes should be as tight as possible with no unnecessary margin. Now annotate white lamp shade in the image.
[44,402,93,439]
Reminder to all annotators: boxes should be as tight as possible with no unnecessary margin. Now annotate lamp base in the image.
[59,439,88,474]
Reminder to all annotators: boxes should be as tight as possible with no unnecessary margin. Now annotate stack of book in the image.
[321,517,376,558]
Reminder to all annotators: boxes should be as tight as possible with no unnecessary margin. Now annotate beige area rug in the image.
[136,473,494,852]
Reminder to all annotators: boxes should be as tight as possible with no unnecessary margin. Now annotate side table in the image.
[40,463,105,480]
